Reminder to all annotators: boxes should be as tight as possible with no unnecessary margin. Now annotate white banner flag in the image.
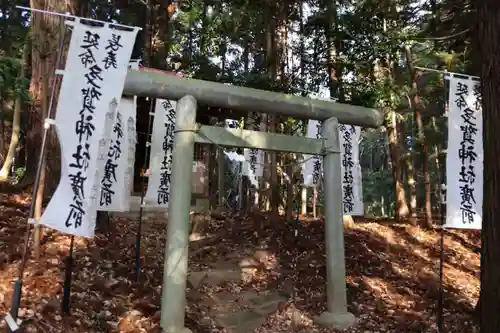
[224,119,246,177]
[302,120,323,186]
[145,99,177,206]
[125,61,139,197]
[242,114,264,180]
[39,21,139,238]
[243,149,264,177]
[97,97,136,212]
[339,124,364,215]
[445,76,483,229]
[242,148,262,187]
[94,104,118,206]
[97,60,139,211]
[301,120,363,215]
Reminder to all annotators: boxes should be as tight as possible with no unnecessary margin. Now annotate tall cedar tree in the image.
[473,1,500,332]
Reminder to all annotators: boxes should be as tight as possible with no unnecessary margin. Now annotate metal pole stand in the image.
[135,99,156,282]
[437,183,447,333]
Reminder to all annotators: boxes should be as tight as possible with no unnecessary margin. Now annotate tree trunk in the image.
[415,110,433,227]
[143,0,153,67]
[324,0,342,101]
[405,153,417,223]
[27,0,80,256]
[431,117,442,214]
[33,59,51,260]
[375,54,409,221]
[404,45,432,227]
[400,118,417,224]
[472,1,500,331]
[0,113,5,163]
[0,41,29,180]
[386,110,409,221]
[156,0,172,70]
[264,9,279,215]
[24,0,79,188]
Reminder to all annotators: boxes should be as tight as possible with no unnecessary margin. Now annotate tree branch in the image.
[410,29,470,41]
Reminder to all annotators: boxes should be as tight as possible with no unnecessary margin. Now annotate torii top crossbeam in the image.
[123,68,383,128]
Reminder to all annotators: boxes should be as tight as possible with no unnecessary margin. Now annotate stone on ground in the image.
[188,259,288,332]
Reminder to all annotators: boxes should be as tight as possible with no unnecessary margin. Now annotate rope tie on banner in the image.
[44,118,56,129]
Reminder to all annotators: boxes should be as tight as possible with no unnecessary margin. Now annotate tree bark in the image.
[374,56,409,221]
[324,0,342,101]
[0,112,5,163]
[399,117,417,224]
[155,0,172,70]
[32,60,50,260]
[386,110,409,221]
[26,0,80,256]
[403,45,432,227]
[472,1,500,331]
[264,7,279,215]
[24,0,79,188]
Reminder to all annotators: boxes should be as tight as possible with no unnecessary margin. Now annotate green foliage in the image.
[13,166,26,183]
[0,0,29,55]
[0,56,31,103]
[0,0,471,218]
[363,169,395,217]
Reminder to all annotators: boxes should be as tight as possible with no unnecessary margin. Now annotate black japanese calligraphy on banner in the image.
[312,120,322,185]
[103,34,123,69]
[157,100,176,205]
[98,95,136,212]
[38,21,139,238]
[301,120,323,186]
[91,107,117,206]
[456,82,476,224]
[339,124,363,215]
[126,116,137,195]
[303,120,363,214]
[249,113,261,175]
[145,98,177,206]
[445,76,483,230]
[339,124,355,213]
[65,29,104,230]
[100,112,123,206]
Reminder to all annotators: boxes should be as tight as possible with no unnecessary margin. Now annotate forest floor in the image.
[0,193,481,333]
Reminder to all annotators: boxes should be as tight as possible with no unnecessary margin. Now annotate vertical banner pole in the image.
[135,99,155,282]
[8,19,67,331]
[437,69,448,333]
[290,198,301,327]
[61,236,75,314]
[437,184,446,332]
[437,215,445,332]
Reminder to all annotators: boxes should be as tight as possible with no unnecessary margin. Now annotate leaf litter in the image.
[0,196,480,332]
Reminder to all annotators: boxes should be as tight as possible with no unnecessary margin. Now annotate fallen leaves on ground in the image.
[0,196,480,332]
